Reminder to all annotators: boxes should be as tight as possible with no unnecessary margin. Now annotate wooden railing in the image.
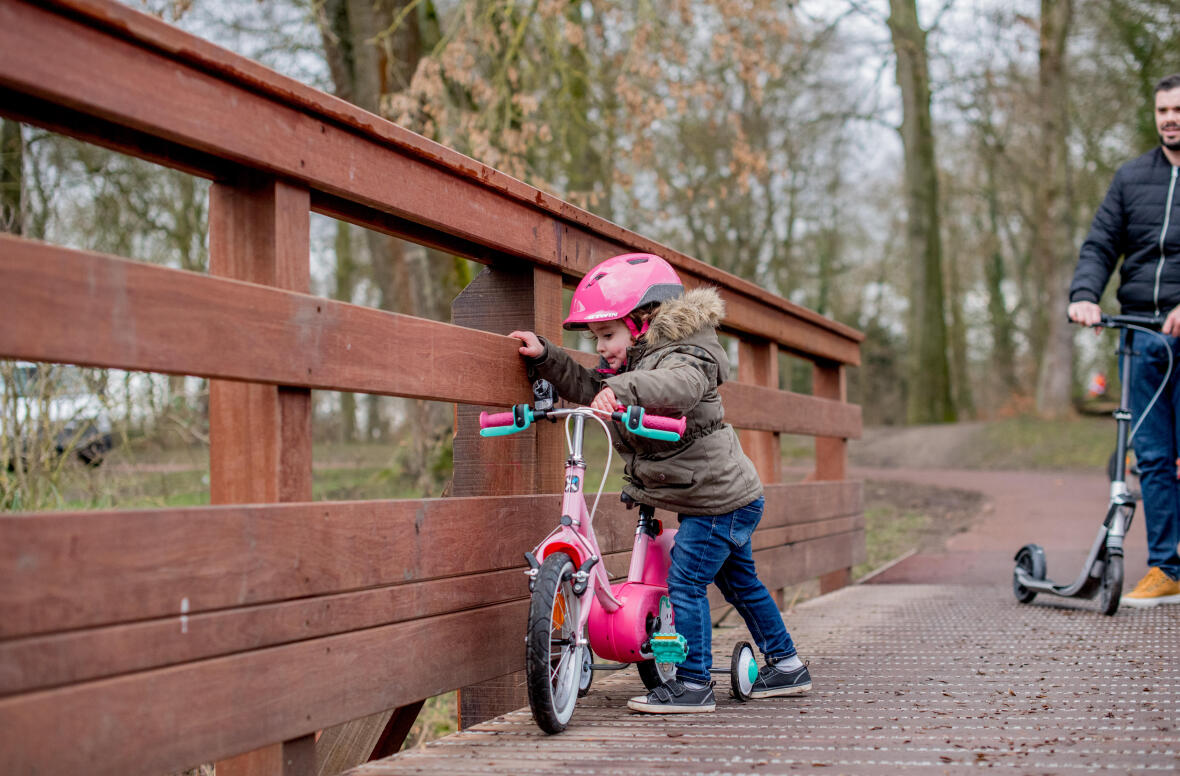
[0,1,864,774]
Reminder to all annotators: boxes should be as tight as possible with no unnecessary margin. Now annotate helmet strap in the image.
[623,317,649,339]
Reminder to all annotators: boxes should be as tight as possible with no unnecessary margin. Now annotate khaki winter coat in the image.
[528,287,763,515]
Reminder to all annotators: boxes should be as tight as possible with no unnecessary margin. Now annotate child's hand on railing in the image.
[510,330,544,358]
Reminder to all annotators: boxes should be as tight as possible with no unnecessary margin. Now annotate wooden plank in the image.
[366,700,426,760]
[760,481,863,529]
[752,515,865,551]
[0,600,528,776]
[0,482,857,639]
[0,496,557,638]
[0,0,863,365]
[721,382,862,438]
[0,235,532,406]
[0,566,527,697]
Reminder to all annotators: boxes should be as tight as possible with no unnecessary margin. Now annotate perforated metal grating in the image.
[351,584,1180,775]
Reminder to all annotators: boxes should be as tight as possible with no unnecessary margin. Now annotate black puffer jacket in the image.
[1070,147,1180,315]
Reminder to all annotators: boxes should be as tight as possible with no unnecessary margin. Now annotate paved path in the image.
[352,469,1180,775]
[853,467,1152,588]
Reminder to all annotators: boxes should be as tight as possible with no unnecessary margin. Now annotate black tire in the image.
[1108,448,1140,486]
[1013,544,1046,604]
[730,641,757,702]
[577,645,593,698]
[525,552,580,734]
[77,440,106,467]
[637,658,677,690]
[1099,552,1123,616]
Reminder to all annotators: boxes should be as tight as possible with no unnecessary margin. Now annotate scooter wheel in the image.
[730,641,757,702]
[1013,544,1046,604]
[1099,552,1123,616]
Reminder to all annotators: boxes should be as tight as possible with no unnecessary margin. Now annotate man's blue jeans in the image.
[1126,329,1180,580]
[667,497,796,684]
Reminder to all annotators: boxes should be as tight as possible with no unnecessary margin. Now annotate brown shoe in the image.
[1122,567,1180,608]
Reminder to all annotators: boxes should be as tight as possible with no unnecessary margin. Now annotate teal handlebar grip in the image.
[619,406,686,442]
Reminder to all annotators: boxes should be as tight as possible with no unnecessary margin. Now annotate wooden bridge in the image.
[0,2,865,774]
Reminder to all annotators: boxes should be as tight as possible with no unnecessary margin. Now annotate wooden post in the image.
[451,264,563,728]
[813,360,851,593]
[738,339,781,484]
[208,175,312,776]
[738,338,784,607]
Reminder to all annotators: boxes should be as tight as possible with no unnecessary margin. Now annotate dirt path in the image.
[855,466,1151,591]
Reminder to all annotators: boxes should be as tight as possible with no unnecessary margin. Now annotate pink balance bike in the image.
[480,380,759,733]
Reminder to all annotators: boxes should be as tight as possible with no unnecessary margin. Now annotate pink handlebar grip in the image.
[643,413,687,435]
[479,410,516,429]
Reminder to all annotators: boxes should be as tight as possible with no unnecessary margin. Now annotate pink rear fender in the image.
[586,582,667,663]
[640,526,676,587]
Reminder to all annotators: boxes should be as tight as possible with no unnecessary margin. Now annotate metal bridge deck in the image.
[350,583,1180,775]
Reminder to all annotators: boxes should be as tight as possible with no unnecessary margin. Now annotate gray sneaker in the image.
[748,660,811,699]
[627,679,716,714]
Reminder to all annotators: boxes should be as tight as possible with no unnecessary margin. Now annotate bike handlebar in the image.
[479,404,686,442]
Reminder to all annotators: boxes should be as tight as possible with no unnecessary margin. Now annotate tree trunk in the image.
[335,221,358,443]
[982,144,1020,396]
[887,0,955,423]
[946,240,975,418]
[1032,0,1074,418]
[1,119,22,235]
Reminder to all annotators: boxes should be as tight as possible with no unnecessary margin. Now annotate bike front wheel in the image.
[525,552,582,733]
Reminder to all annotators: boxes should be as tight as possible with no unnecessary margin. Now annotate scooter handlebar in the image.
[1068,312,1166,330]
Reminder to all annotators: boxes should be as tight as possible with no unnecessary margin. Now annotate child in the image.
[509,252,810,714]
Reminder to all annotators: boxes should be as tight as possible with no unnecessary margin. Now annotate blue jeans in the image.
[667,497,796,684]
[1126,330,1180,580]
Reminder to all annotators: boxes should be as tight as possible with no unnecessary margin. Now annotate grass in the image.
[961,415,1114,470]
[853,503,930,580]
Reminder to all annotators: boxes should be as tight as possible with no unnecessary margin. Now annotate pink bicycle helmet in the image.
[563,253,683,337]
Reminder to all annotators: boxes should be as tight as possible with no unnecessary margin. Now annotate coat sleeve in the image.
[604,350,714,416]
[526,337,605,405]
[1070,169,1127,304]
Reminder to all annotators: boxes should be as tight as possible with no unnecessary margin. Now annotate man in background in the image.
[1068,73,1180,607]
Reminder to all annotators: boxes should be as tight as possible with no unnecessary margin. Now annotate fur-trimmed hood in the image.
[645,287,725,347]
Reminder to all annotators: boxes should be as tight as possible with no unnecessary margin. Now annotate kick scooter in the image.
[480,380,760,733]
[1013,313,1168,615]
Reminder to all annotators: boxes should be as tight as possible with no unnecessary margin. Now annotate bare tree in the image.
[887,0,954,423]
[0,119,21,235]
[1032,0,1074,417]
